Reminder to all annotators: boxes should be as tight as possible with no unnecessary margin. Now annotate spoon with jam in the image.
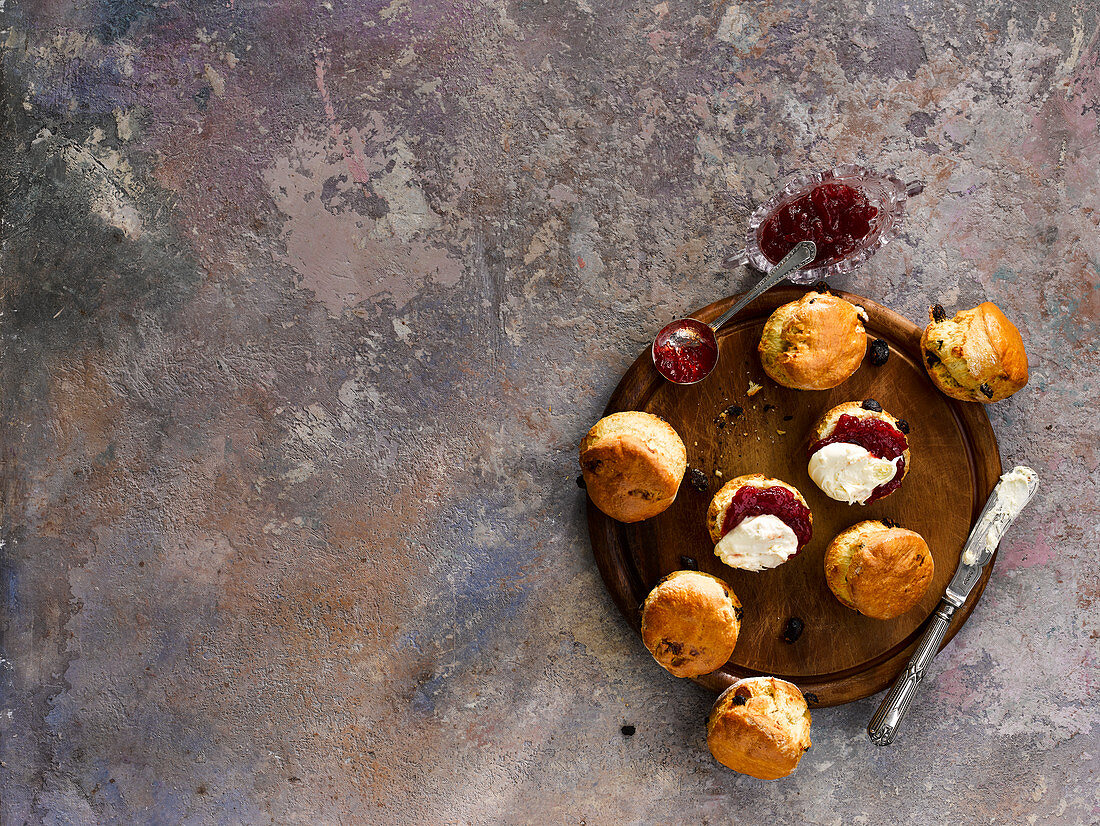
[652,240,816,385]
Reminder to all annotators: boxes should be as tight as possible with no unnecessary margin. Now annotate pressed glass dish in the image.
[726,164,924,285]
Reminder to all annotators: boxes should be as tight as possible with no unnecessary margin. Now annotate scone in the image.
[758,290,867,390]
[807,400,910,505]
[824,520,934,619]
[706,676,812,780]
[706,475,812,571]
[640,571,742,678]
[579,411,687,522]
[921,302,1028,402]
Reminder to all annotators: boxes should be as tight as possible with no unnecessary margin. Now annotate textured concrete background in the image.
[2,0,1098,823]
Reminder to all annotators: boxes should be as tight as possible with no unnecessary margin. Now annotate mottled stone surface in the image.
[2,0,1098,822]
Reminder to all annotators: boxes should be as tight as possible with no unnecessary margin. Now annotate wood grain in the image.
[588,286,1002,707]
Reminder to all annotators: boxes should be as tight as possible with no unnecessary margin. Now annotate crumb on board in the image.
[777,429,786,435]
[747,381,762,396]
[715,470,723,477]
[714,404,743,428]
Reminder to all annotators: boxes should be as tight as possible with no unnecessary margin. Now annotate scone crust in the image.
[920,302,1028,403]
[758,291,867,390]
[824,520,934,619]
[706,474,809,545]
[809,401,911,485]
[707,676,812,780]
[641,571,742,678]
[580,411,687,523]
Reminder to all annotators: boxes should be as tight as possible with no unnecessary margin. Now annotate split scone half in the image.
[707,475,812,572]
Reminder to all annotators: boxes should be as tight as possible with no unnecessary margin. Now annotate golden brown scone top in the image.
[824,520,934,620]
[920,302,1028,403]
[641,571,742,678]
[707,676,812,780]
[758,291,867,390]
[579,411,687,523]
[706,474,808,545]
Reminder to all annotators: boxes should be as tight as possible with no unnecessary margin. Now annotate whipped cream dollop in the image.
[714,514,798,572]
[961,465,1039,565]
[808,442,902,505]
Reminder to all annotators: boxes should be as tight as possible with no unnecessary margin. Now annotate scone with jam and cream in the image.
[806,400,910,505]
[706,475,813,572]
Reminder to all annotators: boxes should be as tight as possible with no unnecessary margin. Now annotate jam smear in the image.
[652,318,718,383]
[759,183,879,267]
[720,484,812,548]
[809,413,909,503]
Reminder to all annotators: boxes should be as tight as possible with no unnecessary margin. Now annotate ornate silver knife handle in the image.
[867,601,956,745]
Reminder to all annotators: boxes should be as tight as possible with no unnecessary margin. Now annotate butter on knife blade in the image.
[961,465,1039,566]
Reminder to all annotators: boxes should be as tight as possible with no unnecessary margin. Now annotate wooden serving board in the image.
[588,286,1002,707]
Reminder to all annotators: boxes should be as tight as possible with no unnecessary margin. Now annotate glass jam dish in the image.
[728,164,924,285]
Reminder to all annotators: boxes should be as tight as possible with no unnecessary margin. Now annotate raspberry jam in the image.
[809,414,909,503]
[652,318,718,384]
[720,485,812,548]
[759,183,878,267]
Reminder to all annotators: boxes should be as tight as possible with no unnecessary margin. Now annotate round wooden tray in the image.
[588,286,1002,707]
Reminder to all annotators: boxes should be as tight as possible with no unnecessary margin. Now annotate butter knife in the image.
[867,466,1040,745]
